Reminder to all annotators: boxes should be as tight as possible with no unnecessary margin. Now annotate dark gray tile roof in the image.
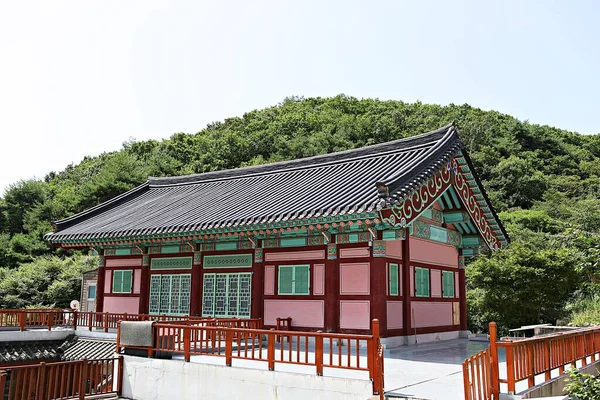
[0,337,116,364]
[0,337,75,364]
[47,125,470,241]
[61,338,116,361]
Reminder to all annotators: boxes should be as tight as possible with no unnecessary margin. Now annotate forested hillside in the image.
[1,95,600,332]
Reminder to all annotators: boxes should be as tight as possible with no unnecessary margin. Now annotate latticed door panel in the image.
[238,273,252,318]
[159,275,172,314]
[228,274,239,316]
[180,275,191,315]
[214,275,228,316]
[149,274,191,315]
[202,272,252,318]
[202,274,216,316]
[149,275,161,314]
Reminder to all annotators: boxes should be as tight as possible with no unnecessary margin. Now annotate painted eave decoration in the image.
[44,124,508,250]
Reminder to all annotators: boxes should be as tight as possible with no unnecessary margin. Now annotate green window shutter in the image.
[415,267,430,297]
[443,271,454,298]
[112,271,122,293]
[278,266,294,294]
[389,264,399,296]
[294,265,310,294]
[122,270,133,293]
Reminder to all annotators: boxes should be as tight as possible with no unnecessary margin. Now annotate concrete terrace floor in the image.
[161,337,489,400]
[383,339,488,400]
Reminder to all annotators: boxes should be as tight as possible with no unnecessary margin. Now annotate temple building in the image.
[45,124,508,343]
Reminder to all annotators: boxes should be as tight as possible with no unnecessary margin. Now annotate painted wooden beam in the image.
[462,235,483,247]
[442,211,470,224]
[448,187,463,209]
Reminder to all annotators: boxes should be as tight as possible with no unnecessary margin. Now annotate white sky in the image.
[1,0,599,194]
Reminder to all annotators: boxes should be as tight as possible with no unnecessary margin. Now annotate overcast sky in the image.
[1,0,599,194]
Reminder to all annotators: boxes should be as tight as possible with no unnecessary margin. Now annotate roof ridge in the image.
[148,124,454,187]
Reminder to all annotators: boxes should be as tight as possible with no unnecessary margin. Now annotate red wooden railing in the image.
[498,324,600,393]
[0,356,123,400]
[0,309,262,333]
[463,322,600,400]
[117,318,384,395]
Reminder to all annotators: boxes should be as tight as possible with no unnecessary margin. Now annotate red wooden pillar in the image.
[251,247,264,319]
[458,253,467,331]
[190,249,203,316]
[139,250,150,314]
[96,250,106,313]
[401,228,412,336]
[324,243,339,332]
[371,247,388,337]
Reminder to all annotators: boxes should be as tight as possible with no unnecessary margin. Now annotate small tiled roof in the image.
[0,337,116,364]
[47,124,473,242]
[0,337,75,364]
[61,338,116,361]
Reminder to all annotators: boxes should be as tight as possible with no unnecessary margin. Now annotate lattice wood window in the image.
[442,270,455,298]
[148,274,191,315]
[415,267,430,297]
[202,272,252,318]
[388,263,399,296]
[278,265,310,295]
[112,270,132,293]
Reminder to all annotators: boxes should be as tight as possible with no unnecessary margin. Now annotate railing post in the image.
[315,332,323,376]
[104,312,109,333]
[79,358,88,400]
[88,313,93,331]
[117,355,124,396]
[19,311,25,331]
[116,324,121,354]
[0,371,6,400]
[35,362,46,400]
[225,329,233,367]
[506,343,516,394]
[47,310,53,331]
[73,310,78,331]
[372,319,380,395]
[527,344,535,388]
[545,340,551,381]
[489,322,500,397]
[184,327,191,362]
[268,328,275,371]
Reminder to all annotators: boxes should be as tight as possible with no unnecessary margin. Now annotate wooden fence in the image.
[0,356,122,400]
[0,309,262,333]
[463,322,600,400]
[117,318,384,396]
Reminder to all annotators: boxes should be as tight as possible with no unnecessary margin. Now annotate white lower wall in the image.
[381,330,460,347]
[121,356,373,400]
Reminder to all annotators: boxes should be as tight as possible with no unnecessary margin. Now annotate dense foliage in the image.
[1,95,599,327]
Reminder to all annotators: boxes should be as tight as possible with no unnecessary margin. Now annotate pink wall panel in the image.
[263,300,324,328]
[103,296,140,314]
[339,247,370,259]
[340,300,370,330]
[339,263,370,295]
[106,258,143,267]
[264,265,275,295]
[431,269,442,298]
[412,302,453,328]
[133,269,141,294]
[410,266,414,296]
[264,250,325,262]
[104,270,112,294]
[386,239,403,259]
[386,301,403,329]
[313,264,325,295]
[410,237,458,268]
[455,271,460,298]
